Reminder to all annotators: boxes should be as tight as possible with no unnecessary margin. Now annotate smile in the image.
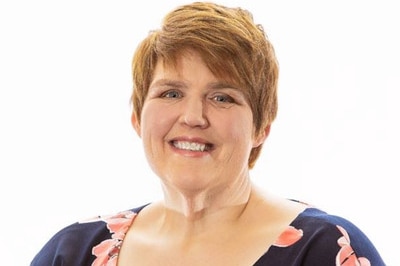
[171,141,212,152]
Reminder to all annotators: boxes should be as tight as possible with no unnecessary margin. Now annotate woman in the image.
[31,2,385,265]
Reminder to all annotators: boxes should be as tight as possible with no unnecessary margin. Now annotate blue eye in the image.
[213,94,234,103]
[162,90,181,98]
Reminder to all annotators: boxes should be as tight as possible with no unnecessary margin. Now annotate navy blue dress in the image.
[30,205,385,266]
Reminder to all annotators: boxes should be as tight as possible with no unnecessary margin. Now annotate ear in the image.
[253,125,271,148]
[131,112,141,137]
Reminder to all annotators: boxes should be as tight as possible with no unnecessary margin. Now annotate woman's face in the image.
[132,50,266,193]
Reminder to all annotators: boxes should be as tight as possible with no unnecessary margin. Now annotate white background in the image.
[0,1,398,265]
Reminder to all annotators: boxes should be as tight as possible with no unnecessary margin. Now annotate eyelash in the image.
[160,90,236,104]
[211,94,235,103]
[161,90,182,98]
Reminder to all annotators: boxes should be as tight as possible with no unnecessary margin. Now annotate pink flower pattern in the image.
[271,224,373,266]
[90,210,136,266]
[336,225,371,266]
[272,225,303,247]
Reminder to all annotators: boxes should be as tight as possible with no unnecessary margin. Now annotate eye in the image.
[212,94,235,103]
[161,90,182,99]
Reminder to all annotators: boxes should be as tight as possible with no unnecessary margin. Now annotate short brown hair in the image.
[131,2,279,168]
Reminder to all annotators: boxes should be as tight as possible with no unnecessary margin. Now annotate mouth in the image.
[170,140,213,152]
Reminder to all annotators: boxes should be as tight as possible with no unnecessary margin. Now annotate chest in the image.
[117,225,279,266]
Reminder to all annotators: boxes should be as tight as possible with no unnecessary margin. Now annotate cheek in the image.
[226,112,254,139]
[140,103,175,139]
[214,111,255,152]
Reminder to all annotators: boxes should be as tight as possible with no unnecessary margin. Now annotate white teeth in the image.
[173,141,206,151]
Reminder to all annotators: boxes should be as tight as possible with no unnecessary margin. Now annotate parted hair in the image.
[131,2,279,168]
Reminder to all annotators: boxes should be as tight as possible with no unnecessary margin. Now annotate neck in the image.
[160,175,253,222]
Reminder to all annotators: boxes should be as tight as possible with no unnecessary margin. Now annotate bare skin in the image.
[117,187,307,266]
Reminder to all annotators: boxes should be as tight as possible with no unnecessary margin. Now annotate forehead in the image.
[153,49,243,89]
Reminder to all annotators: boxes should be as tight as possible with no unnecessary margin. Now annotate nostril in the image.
[183,113,208,128]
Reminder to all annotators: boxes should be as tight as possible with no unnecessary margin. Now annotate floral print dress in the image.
[30,204,385,266]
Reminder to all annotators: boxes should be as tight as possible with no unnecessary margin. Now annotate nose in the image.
[180,97,209,128]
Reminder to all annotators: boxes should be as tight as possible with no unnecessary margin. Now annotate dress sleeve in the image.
[290,208,386,265]
[255,208,386,265]
[30,221,111,266]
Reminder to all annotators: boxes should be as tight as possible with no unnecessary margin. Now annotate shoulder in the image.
[292,207,385,265]
[30,204,149,266]
[30,219,109,265]
[294,207,375,246]
[294,207,359,231]
[258,207,385,265]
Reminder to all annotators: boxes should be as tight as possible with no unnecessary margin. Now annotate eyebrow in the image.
[208,81,240,91]
[150,79,186,89]
[150,79,240,91]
